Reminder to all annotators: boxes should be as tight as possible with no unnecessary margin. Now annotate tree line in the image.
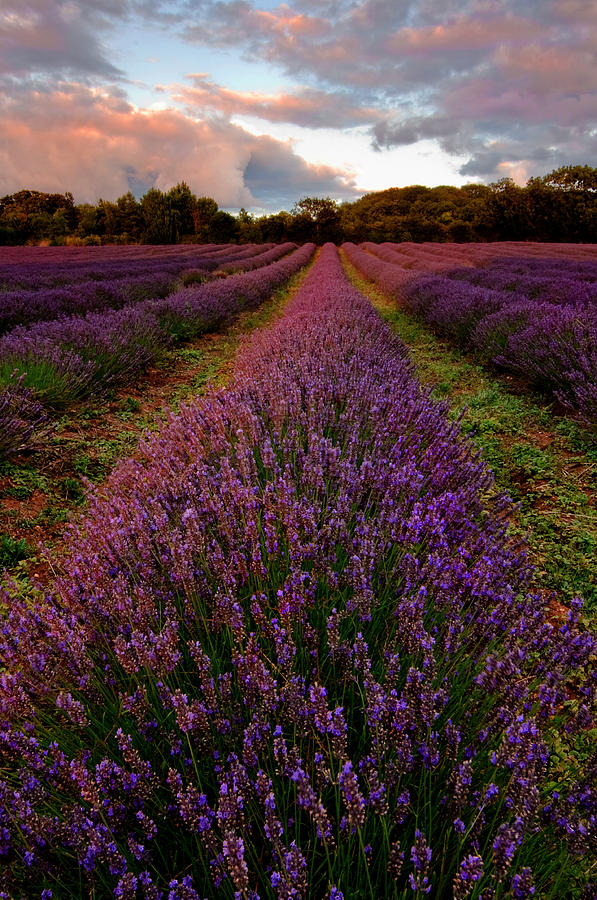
[1,166,596,246]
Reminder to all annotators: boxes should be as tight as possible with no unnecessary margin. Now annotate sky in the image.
[1,0,596,212]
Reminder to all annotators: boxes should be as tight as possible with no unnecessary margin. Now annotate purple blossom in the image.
[453,854,484,899]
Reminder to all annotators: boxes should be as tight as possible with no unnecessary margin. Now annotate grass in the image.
[341,253,597,621]
[0,357,83,408]
[0,532,30,567]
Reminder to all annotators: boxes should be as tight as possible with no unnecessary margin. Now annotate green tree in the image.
[290,196,341,244]
[540,164,597,192]
[0,190,75,243]
[76,203,104,240]
[141,188,178,244]
[115,191,143,242]
[489,177,532,241]
[167,182,196,238]
[193,196,219,242]
[208,210,238,243]
[237,208,263,243]
[526,165,597,242]
[257,211,291,243]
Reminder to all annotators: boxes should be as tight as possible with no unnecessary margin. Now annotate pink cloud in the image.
[548,0,597,26]
[493,43,597,96]
[384,13,539,56]
[170,74,382,129]
[0,83,358,207]
[0,0,123,78]
[442,76,597,126]
[254,7,328,38]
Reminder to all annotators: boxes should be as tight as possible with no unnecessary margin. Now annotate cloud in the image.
[0,0,127,81]
[170,74,383,129]
[243,138,357,206]
[2,0,597,196]
[0,83,358,208]
[177,1,597,180]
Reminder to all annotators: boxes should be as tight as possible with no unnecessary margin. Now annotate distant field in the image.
[0,241,595,898]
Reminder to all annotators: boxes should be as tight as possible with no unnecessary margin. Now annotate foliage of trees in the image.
[2,166,597,246]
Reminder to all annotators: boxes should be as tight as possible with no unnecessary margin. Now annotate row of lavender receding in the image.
[0,244,292,333]
[344,242,597,424]
[0,244,594,898]
[0,243,273,288]
[0,243,314,459]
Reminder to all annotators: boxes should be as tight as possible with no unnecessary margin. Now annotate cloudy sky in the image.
[1,0,596,210]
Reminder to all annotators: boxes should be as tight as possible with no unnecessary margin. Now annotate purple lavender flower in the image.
[453,854,484,899]
[511,867,536,898]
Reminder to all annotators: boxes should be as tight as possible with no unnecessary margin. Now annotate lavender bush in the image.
[0,273,181,334]
[0,244,252,290]
[0,373,49,459]
[342,241,415,300]
[0,245,594,898]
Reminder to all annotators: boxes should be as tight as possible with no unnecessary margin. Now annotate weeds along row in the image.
[344,241,597,425]
[1,244,594,898]
[0,243,313,460]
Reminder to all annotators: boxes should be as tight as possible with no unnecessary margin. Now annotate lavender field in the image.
[0,243,313,454]
[0,242,595,898]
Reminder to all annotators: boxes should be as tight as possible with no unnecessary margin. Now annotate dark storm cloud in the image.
[243,136,359,206]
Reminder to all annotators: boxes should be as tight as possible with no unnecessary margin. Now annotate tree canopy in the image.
[2,166,597,246]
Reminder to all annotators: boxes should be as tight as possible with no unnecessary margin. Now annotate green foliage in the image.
[0,359,81,408]
[0,533,30,567]
[290,196,342,243]
[208,209,239,243]
[59,476,84,502]
[3,164,597,245]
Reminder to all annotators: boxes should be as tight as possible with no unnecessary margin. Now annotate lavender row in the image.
[343,240,415,299]
[0,242,232,266]
[0,244,276,290]
[382,240,597,264]
[0,271,178,334]
[0,244,593,897]
[0,245,292,335]
[365,242,597,299]
[403,275,597,421]
[0,243,249,289]
[213,242,296,275]
[0,242,314,438]
[345,242,597,423]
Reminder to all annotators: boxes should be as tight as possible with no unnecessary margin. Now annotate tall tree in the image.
[290,197,341,243]
[116,191,143,241]
[141,188,177,243]
[167,182,196,237]
[193,196,219,242]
